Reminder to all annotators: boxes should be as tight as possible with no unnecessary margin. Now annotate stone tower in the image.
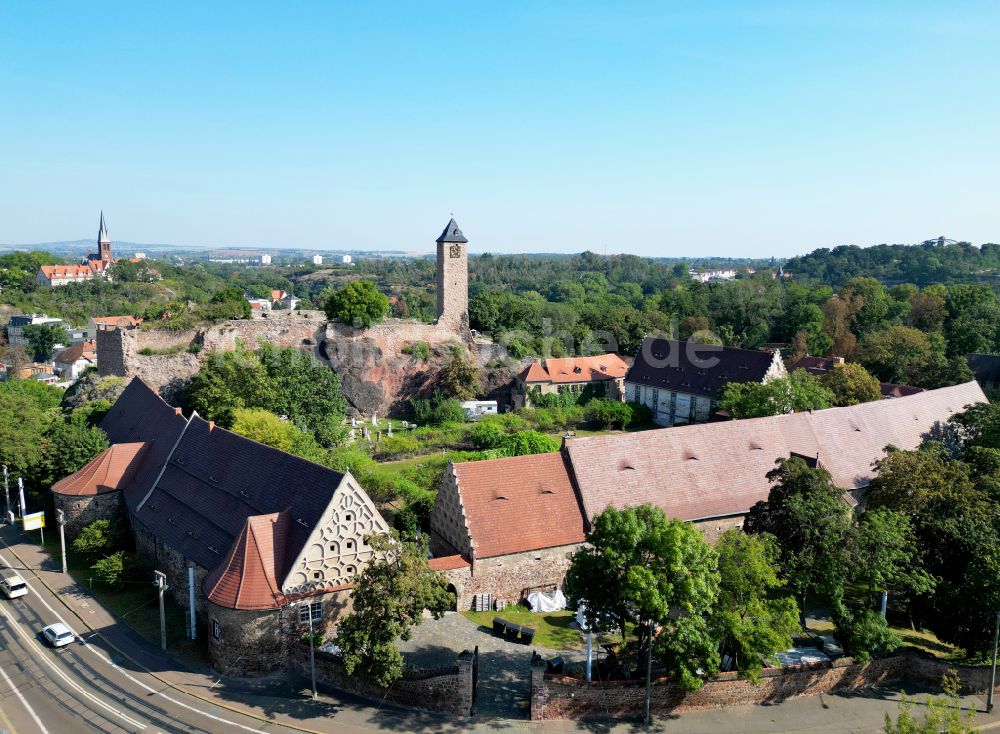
[97,211,112,261]
[435,218,469,332]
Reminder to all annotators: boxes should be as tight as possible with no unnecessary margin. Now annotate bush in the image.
[470,419,507,449]
[833,603,901,663]
[585,398,633,429]
[401,341,431,361]
[324,280,389,327]
[499,430,560,457]
[409,394,467,426]
[72,519,120,559]
[91,551,132,588]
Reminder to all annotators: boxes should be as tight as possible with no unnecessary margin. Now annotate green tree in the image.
[230,408,301,452]
[711,530,800,683]
[72,519,121,558]
[257,343,347,445]
[438,346,481,401]
[324,280,389,327]
[566,505,720,691]
[832,603,900,662]
[36,421,109,488]
[337,532,452,687]
[849,508,936,609]
[185,346,275,427]
[91,550,132,588]
[0,386,57,474]
[884,686,977,734]
[720,370,833,419]
[22,323,68,362]
[744,458,852,613]
[207,285,252,320]
[820,362,883,406]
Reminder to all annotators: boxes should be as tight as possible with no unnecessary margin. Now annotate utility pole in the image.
[644,621,653,726]
[2,465,10,523]
[988,610,999,714]
[154,571,169,652]
[56,509,67,574]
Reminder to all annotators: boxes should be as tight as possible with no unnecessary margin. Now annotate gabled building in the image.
[513,354,630,408]
[430,381,988,610]
[625,338,785,426]
[52,378,391,676]
[53,340,97,381]
[967,353,1000,393]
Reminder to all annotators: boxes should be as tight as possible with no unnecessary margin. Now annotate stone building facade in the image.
[52,377,395,677]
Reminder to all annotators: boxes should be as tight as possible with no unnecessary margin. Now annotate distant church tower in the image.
[96,211,112,262]
[435,218,469,331]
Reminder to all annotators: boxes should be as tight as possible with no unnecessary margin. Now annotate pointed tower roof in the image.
[203,511,290,610]
[98,211,110,244]
[51,442,147,496]
[436,217,468,244]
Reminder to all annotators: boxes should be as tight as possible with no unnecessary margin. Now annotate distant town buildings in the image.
[258,254,272,265]
[312,255,323,265]
[688,268,737,283]
[133,252,146,260]
[341,254,353,265]
[35,213,152,287]
[5,314,64,346]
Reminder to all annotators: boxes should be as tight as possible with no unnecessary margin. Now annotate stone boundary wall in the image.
[289,643,476,716]
[529,651,1000,721]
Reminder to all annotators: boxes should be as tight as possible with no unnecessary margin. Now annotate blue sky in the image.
[1,2,997,257]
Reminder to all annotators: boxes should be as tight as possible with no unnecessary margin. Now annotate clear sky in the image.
[1,2,997,257]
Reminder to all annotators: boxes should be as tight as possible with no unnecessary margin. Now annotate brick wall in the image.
[289,643,476,716]
[207,601,287,676]
[529,651,1000,721]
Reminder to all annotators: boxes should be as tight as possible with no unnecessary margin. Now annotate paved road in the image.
[0,544,298,734]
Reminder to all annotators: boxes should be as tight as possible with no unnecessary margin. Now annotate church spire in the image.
[98,211,110,244]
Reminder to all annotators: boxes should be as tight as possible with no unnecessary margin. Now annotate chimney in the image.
[207,421,215,432]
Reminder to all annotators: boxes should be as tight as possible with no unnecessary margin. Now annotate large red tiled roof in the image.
[204,512,289,610]
[452,452,586,558]
[520,354,629,384]
[51,443,147,496]
[565,381,987,522]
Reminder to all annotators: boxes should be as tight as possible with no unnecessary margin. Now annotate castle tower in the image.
[435,218,469,331]
[97,211,112,261]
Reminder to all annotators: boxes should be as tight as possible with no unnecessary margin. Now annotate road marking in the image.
[0,605,147,730]
[0,548,273,734]
[0,656,51,733]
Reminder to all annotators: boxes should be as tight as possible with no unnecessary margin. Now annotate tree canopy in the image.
[324,280,390,327]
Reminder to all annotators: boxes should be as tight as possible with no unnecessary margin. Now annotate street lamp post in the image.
[56,509,67,574]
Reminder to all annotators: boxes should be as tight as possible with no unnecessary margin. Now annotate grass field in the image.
[462,608,583,650]
[39,537,209,666]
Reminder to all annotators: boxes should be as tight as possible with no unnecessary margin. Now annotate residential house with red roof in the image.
[514,353,630,408]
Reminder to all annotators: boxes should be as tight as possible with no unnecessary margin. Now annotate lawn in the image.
[462,608,589,650]
[39,537,209,667]
[805,614,958,660]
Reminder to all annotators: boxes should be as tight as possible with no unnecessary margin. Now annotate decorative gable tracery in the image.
[281,474,391,594]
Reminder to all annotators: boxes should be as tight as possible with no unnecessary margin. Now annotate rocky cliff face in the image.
[97,313,514,416]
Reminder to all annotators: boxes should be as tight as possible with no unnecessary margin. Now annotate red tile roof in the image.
[39,264,96,280]
[428,555,470,571]
[92,315,141,329]
[519,354,629,384]
[452,452,586,558]
[51,443,147,496]
[565,381,987,522]
[204,512,289,610]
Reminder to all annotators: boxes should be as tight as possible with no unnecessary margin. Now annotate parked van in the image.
[0,568,27,599]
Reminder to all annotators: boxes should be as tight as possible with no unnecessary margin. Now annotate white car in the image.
[42,622,75,648]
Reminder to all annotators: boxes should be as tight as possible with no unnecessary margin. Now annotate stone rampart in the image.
[289,643,476,716]
[529,651,1000,721]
